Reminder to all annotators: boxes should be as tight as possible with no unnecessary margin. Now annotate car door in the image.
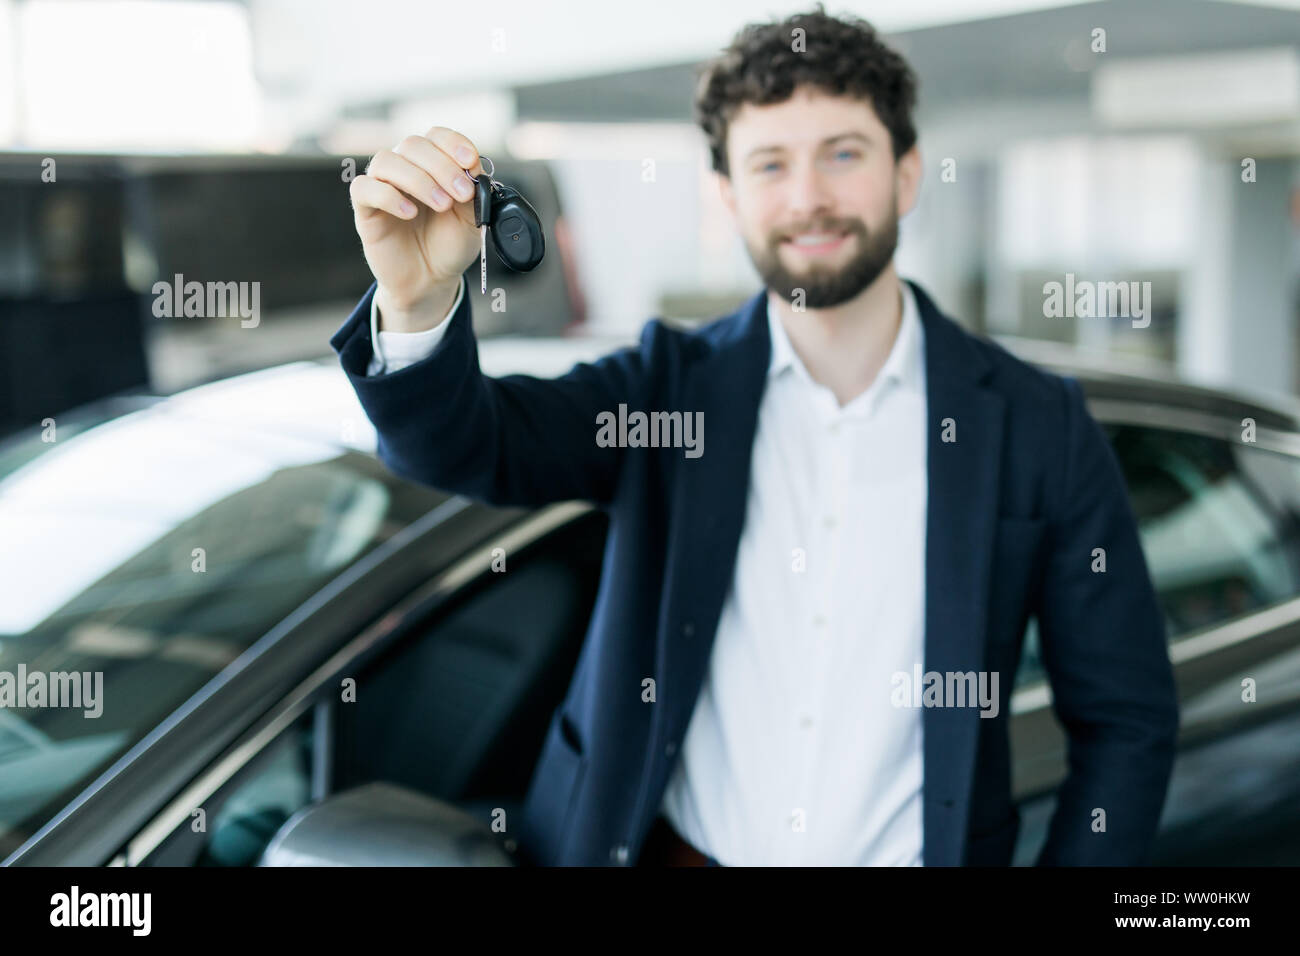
[1010,399,1300,862]
[117,502,607,866]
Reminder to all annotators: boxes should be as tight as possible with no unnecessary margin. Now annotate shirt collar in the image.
[766,278,924,395]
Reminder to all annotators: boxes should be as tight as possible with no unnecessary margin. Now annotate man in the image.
[331,7,1180,866]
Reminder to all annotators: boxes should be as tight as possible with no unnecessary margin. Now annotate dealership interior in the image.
[2,0,1298,419]
[3,0,1300,873]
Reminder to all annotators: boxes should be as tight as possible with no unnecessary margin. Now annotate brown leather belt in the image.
[638,815,713,866]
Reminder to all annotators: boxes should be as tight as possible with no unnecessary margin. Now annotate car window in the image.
[1014,423,1300,690]
[333,510,607,808]
[1109,424,1300,636]
[0,404,447,857]
[140,508,606,866]
[138,712,315,866]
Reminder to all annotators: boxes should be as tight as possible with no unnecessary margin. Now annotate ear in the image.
[895,143,922,219]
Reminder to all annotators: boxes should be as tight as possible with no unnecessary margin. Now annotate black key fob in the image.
[488,184,545,272]
[473,173,492,228]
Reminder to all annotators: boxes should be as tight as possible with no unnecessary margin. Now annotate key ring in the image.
[474,154,506,199]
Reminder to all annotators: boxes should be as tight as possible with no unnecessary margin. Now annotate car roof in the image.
[149,335,643,453]
[62,330,1296,457]
[993,334,1300,432]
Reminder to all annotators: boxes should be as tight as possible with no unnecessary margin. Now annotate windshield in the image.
[0,393,447,856]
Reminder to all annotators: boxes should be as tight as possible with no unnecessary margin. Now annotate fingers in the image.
[349,173,419,221]
[393,134,479,205]
[425,126,482,178]
[354,129,484,222]
[361,148,450,215]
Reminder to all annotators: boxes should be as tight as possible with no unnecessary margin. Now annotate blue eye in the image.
[833,149,859,161]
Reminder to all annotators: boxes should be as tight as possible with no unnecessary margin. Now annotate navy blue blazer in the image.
[330,278,1180,866]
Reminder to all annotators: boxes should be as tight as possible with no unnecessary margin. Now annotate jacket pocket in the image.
[522,708,588,865]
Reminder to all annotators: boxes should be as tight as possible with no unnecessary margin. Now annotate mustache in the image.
[772,217,868,242]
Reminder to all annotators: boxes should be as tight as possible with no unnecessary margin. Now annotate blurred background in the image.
[5,0,1300,868]
[1,0,1298,435]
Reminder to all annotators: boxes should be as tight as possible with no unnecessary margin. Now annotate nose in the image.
[785,157,835,222]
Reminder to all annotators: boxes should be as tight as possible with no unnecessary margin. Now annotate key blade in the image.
[480,225,487,294]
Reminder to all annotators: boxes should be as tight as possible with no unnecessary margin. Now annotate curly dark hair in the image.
[694,4,919,176]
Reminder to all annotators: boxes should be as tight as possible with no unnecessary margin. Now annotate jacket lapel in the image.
[657,291,771,750]
[910,280,1005,865]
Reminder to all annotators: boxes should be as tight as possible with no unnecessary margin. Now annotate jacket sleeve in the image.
[1033,375,1181,865]
[366,277,463,376]
[330,281,654,508]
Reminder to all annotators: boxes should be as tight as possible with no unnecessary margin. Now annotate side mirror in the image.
[259,781,515,866]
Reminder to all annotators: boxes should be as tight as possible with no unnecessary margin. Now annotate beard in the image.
[746,203,899,309]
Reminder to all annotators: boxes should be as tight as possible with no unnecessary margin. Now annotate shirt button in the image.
[665,741,677,757]
[611,844,629,864]
[822,515,837,530]
[812,614,827,628]
[800,715,814,730]
[682,622,694,637]
[828,421,841,435]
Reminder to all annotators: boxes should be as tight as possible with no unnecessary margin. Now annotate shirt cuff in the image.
[366,276,465,376]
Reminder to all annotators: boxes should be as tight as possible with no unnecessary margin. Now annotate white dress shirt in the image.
[364,277,465,377]
[658,279,928,866]
[367,276,930,866]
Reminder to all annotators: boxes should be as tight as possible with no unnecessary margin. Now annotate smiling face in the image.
[718,86,921,309]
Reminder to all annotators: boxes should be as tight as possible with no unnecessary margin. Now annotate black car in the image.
[3,336,1299,866]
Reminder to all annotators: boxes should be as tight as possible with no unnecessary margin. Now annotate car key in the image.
[487,182,545,272]
[473,173,492,294]
[468,156,545,293]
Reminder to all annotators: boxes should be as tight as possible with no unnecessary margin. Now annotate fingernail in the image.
[455,146,475,166]
[432,186,451,207]
[399,199,416,216]
[453,177,474,200]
